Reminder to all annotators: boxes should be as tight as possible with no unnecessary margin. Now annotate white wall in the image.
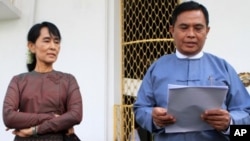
[0,0,118,141]
[0,1,37,140]
[34,1,109,139]
[0,0,250,141]
[194,0,250,73]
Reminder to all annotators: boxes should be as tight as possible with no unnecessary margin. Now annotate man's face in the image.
[170,10,210,56]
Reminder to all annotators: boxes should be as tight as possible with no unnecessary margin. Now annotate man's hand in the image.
[201,108,230,131]
[152,107,176,128]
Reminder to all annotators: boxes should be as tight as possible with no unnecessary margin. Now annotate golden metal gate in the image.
[114,0,180,141]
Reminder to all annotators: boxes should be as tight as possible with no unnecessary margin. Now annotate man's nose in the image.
[187,28,195,38]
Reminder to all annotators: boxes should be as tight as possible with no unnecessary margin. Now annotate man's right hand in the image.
[152,107,176,127]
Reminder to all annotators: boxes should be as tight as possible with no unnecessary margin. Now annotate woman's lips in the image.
[47,53,56,57]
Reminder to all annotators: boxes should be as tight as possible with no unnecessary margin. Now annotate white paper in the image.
[165,84,228,133]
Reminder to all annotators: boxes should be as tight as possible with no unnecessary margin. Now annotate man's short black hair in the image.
[171,1,209,26]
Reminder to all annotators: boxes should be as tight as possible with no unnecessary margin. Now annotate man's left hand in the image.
[201,108,230,131]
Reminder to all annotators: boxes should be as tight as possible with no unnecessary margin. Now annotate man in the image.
[133,1,250,141]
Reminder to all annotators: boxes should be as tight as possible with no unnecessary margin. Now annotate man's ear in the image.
[27,42,35,53]
[169,25,174,36]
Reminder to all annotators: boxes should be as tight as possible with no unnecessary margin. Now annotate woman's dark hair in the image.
[171,1,209,26]
[26,21,61,72]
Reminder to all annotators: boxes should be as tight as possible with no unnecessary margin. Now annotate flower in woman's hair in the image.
[26,50,34,64]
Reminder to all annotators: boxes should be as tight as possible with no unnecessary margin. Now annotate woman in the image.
[3,21,82,141]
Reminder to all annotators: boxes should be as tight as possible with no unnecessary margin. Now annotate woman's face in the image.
[29,27,60,66]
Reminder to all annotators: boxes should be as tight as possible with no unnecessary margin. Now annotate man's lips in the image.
[184,42,197,47]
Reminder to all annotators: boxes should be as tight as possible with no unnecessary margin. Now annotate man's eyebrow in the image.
[178,23,188,26]
[177,23,189,27]
[177,23,205,27]
[194,24,205,27]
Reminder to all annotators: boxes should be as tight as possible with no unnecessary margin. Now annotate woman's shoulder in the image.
[12,70,77,82]
[13,72,30,79]
[53,70,75,78]
[52,70,77,82]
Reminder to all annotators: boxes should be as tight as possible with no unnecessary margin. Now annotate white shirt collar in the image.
[176,50,203,59]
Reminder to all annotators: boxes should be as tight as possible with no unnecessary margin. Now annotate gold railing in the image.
[114,0,179,141]
[114,104,134,141]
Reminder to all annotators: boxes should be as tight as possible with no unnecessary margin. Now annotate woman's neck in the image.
[34,65,53,73]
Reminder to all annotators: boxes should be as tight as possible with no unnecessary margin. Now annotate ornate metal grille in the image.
[114,0,179,141]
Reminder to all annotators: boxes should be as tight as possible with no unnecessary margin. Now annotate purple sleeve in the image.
[3,76,54,129]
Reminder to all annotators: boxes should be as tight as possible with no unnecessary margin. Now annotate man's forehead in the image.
[175,11,206,25]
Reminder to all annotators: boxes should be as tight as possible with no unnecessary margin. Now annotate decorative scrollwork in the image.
[238,72,250,87]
